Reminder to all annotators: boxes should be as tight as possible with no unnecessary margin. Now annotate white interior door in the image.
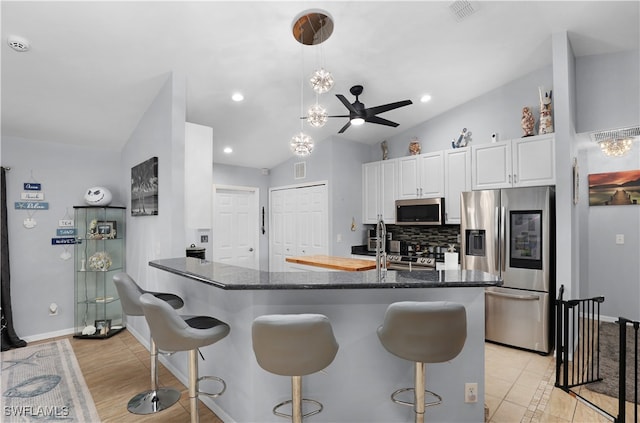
[269,183,328,272]
[213,185,259,269]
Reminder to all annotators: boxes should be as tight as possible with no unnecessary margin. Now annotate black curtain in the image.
[1,167,26,351]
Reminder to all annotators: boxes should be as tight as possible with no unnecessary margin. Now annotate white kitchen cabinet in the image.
[444,147,471,224]
[397,152,444,199]
[362,159,397,224]
[472,134,555,190]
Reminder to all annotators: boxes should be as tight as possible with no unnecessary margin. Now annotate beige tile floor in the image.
[485,341,637,423]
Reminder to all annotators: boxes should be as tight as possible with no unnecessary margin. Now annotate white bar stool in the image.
[377,301,467,423]
[252,314,339,423]
[139,293,230,423]
[113,272,185,415]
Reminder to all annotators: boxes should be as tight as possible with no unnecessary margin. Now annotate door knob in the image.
[249,248,254,252]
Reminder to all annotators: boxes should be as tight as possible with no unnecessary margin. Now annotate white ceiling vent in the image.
[590,125,640,143]
[294,162,306,180]
[449,1,479,22]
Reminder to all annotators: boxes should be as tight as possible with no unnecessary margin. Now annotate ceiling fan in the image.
[329,85,413,134]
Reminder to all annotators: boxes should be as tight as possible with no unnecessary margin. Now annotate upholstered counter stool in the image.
[377,301,467,423]
[113,272,185,414]
[252,314,339,423]
[139,293,230,423]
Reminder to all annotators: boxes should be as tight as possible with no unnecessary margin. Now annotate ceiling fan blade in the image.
[326,114,350,118]
[336,94,358,113]
[365,100,413,116]
[365,115,399,127]
[338,121,352,133]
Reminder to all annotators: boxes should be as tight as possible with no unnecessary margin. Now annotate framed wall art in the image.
[131,156,158,216]
[588,169,640,206]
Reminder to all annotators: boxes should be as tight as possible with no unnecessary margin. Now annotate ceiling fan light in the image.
[307,104,328,128]
[310,68,334,94]
[351,117,365,126]
[290,132,314,156]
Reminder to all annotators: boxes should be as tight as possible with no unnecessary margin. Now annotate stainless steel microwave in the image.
[395,198,445,225]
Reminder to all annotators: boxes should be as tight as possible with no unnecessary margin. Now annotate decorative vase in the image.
[409,137,421,155]
[538,88,553,134]
[521,106,535,137]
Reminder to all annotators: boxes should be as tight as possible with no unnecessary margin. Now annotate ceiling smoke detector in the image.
[449,1,479,22]
[7,35,31,52]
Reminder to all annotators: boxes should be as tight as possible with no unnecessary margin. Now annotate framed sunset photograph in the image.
[588,169,640,206]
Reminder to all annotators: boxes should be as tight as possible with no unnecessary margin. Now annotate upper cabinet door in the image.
[397,156,420,199]
[380,159,397,223]
[512,135,556,187]
[418,152,444,198]
[472,141,512,190]
[444,147,471,224]
[362,161,380,224]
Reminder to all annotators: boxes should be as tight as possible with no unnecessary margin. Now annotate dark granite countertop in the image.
[149,257,502,290]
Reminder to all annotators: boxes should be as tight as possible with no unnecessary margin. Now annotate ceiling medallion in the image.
[307,104,328,128]
[290,132,314,157]
[291,10,334,46]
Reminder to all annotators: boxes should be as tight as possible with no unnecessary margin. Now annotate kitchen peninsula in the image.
[148,257,501,422]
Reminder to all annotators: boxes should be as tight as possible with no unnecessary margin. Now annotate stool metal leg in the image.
[415,362,425,423]
[127,337,180,414]
[189,349,199,423]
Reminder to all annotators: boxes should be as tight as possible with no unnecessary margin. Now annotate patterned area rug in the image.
[1,339,100,422]
[585,321,639,404]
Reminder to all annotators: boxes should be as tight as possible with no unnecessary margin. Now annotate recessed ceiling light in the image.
[231,93,244,102]
[223,147,233,154]
[420,94,432,103]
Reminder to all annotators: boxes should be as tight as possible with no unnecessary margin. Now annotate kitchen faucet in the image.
[375,214,387,281]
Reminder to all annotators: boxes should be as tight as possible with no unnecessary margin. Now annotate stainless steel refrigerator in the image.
[461,186,555,354]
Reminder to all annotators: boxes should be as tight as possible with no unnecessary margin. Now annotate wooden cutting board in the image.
[285,255,377,271]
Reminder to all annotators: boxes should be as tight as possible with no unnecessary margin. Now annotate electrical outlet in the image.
[465,382,478,403]
[616,234,624,245]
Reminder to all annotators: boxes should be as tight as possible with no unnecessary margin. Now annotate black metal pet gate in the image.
[555,285,638,423]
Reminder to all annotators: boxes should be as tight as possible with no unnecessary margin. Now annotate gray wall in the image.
[2,136,121,339]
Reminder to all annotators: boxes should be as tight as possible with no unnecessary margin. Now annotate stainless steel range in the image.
[386,254,436,271]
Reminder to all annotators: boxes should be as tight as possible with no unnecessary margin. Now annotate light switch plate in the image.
[616,234,624,245]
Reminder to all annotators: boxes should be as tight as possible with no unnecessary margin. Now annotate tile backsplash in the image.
[385,224,461,253]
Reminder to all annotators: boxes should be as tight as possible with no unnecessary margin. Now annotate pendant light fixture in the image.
[292,9,334,136]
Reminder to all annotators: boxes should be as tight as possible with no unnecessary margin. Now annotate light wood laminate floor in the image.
[35,330,634,422]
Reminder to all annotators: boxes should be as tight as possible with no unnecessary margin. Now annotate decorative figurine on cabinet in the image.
[381,140,388,160]
[521,106,535,137]
[451,127,470,148]
[538,88,553,134]
[408,137,421,155]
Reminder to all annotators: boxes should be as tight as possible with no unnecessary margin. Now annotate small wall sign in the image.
[15,202,49,210]
[51,237,78,245]
[21,192,45,201]
[56,228,77,236]
[23,183,42,191]
[58,219,74,227]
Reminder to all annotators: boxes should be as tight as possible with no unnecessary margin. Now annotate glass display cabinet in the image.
[73,206,126,338]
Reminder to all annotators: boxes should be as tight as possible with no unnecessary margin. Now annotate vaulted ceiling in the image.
[2,1,638,169]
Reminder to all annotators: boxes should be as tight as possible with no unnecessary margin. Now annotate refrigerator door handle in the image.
[494,206,500,273]
[500,206,506,272]
[485,291,540,301]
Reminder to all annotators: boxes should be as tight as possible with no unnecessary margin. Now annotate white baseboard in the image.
[22,327,76,343]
